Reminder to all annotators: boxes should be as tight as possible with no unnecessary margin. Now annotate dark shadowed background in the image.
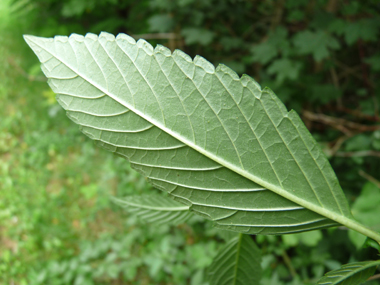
[1,0,380,284]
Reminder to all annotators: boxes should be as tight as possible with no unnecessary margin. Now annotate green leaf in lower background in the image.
[292,30,340,61]
[207,233,261,285]
[364,238,380,252]
[148,14,174,33]
[23,33,380,241]
[349,182,380,249]
[112,194,192,225]
[181,28,215,45]
[267,58,303,84]
[342,19,380,46]
[250,26,289,64]
[317,260,380,285]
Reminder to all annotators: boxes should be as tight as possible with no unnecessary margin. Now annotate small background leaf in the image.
[181,27,215,45]
[292,30,340,61]
[112,194,192,225]
[207,234,262,285]
[317,260,380,285]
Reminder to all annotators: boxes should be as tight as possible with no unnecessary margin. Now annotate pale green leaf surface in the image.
[112,194,192,225]
[24,32,363,235]
[207,233,261,285]
[317,260,380,285]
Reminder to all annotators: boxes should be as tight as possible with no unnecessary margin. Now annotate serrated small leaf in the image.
[112,194,192,225]
[317,260,380,285]
[23,32,380,239]
[207,234,261,285]
[292,30,340,61]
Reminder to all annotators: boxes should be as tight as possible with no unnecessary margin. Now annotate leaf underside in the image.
[317,260,380,285]
[207,234,262,285]
[112,194,192,225]
[24,32,354,235]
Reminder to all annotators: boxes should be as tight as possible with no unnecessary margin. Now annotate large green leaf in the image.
[317,260,380,285]
[207,233,261,285]
[112,194,192,225]
[23,32,380,238]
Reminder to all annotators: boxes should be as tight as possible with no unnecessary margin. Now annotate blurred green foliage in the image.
[1,0,380,284]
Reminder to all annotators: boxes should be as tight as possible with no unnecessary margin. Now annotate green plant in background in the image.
[24,31,380,284]
[2,0,380,284]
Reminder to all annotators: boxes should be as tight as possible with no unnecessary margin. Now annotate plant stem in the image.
[359,170,380,189]
[368,273,380,281]
[282,250,297,278]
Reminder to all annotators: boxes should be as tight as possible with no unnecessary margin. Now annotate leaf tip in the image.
[110,196,125,207]
[23,34,54,58]
[23,34,32,41]
[23,34,37,47]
